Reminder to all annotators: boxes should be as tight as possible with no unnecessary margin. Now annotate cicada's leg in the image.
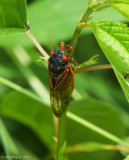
[71,66,76,72]
[60,42,65,51]
[64,39,78,65]
[60,40,78,65]
[68,58,78,65]
[67,38,78,54]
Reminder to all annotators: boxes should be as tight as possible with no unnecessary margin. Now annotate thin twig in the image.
[104,145,129,152]
[53,114,58,155]
[53,115,58,139]
[42,144,129,160]
[26,30,49,58]
[67,112,129,147]
[65,145,129,153]
[56,111,67,160]
[75,64,112,73]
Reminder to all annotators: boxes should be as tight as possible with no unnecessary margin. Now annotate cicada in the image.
[48,42,77,117]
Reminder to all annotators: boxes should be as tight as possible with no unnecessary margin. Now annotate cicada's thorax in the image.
[49,50,68,87]
[48,50,75,117]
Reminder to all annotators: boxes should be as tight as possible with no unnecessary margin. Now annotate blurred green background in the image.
[0,0,129,160]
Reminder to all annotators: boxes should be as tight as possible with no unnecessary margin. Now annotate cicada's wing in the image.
[49,65,74,117]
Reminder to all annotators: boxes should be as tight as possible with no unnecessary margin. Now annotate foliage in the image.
[0,0,129,160]
[91,21,129,102]
[0,0,27,35]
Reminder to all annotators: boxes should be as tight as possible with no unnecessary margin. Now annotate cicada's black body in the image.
[49,50,68,86]
[48,50,75,117]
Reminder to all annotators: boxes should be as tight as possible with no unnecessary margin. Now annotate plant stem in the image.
[53,115,58,141]
[0,76,129,148]
[69,0,110,58]
[56,111,67,160]
[0,118,19,160]
[26,30,49,58]
[67,112,129,147]
[6,46,50,105]
[75,64,112,73]
[65,144,129,153]
[0,77,44,104]
[69,7,93,58]
[53,114,58,157]
[80,7,93,23]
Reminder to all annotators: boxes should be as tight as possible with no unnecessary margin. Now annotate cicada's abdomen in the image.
[49,65,74,117]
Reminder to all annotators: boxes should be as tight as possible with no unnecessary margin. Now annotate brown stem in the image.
[53,114,58,159]
[42,144,129,160]
[75,64,112,73]
[65,145,129,153]
[104,145,129,152]
[78,23,92,30]
[26,30,49,58]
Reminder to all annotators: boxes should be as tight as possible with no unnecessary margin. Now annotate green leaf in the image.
[91,21,129,102]
[124,155,129,160]
[0,92,54,152]
[58,142,67,160]
[0,0,27,35]
[68,98,126,143]
[75,55,99,70]
[109,0,129,20]
[0,0,127,47]
[14,140,40,160]
[67,98,126,160]
[0,118,19,159]
[114,70,129,102]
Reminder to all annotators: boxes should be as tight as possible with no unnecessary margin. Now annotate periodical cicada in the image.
[48,42,77,117]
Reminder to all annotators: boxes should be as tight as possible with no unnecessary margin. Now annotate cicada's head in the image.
[49,50,68,75]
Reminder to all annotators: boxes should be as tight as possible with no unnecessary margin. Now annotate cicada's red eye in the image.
[50,50,54,55]
[62,56,68,61]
